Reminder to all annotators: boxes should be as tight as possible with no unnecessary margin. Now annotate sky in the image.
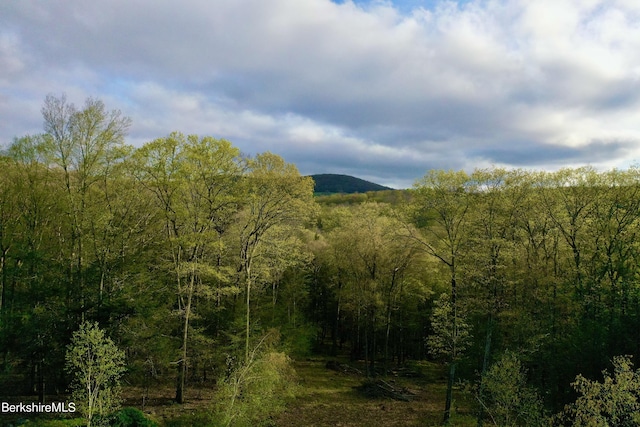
[1,0,640,188]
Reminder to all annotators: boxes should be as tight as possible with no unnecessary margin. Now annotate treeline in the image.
[315,188,412,205]
[405,168,640,423]
[2,95,640,425]
[0,95,316,410]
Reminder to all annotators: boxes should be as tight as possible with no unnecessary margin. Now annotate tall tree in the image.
[539,168,599,309]
[132,132,242,403]
[236,152,316,361]
[408,170,475,425]
[326,203,418,374]
[42,94,131,321]
[467,168,529,426]
[5,134,65,399]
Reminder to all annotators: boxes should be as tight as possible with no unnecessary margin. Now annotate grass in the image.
[276,358,476,427]
[1,358,478,426]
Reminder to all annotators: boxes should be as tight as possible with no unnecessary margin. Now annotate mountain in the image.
[309,174,393,194]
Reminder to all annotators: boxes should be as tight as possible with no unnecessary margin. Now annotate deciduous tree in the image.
[236,153,316,361]
[65,321,125,426]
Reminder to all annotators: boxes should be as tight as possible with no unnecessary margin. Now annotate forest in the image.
[2,95,640,426]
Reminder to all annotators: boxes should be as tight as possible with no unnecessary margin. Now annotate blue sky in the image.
[1,0,640,188]
[333,0,473,13]
[333,0,441,11]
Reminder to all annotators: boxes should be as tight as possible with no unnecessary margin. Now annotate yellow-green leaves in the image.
[565,356,640,427]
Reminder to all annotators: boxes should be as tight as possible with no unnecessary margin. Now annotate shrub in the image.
[478,351,547,426]
[105,407,158,427]
[65,322,125,427]
[213,333,298,427]
[21,419,85,426]
[562,355,640,426]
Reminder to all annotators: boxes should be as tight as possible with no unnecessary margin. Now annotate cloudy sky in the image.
[1,0,640,188]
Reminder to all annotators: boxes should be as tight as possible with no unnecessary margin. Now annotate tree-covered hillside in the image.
[310,173,392,194]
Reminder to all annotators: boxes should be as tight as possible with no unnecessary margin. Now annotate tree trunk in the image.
[245,267,252,362]
[370,307,376,376]
[364,308,369,377]
[175,266,196,404]
[384,304,392,376]
[332,283,342,356]
[384,268,398,375]
[37,360,45,404]
[476,318,493,427]
[444,265,457,425]
[443,362,456,425]
[0,247,7,315]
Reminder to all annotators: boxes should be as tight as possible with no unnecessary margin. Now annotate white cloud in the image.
[2,0,640,187]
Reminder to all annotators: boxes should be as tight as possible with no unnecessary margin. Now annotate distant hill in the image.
[309,174,393,194]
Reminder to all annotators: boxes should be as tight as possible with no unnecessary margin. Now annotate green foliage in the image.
[163,412,213,427]
[238,152,317,361]
[427,293,471,361]
[478,351,547,426]
[562,355,640,427]
[213,333,298,427]
[21,419,86,426]
[10,94,640,425]
[131,131,244,403]
[281,323,316,358]
[103,407,158,427]
[315,189,411,206]
[315,192,368,205]
[65,321,126,426]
